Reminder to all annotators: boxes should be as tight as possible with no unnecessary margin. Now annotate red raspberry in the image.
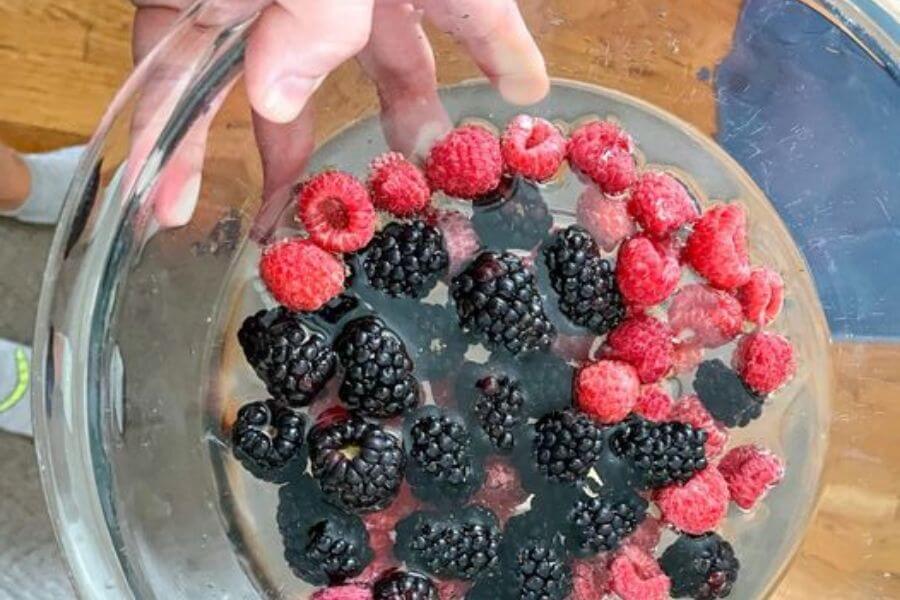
[633,385,672,421]
[312,584,372,600]
[684,203,751,290]
[672,342,704,374]
[624,515,663,552]
[654,467,729,535]
[367,152,431,217]
[576,186,636,251]
[669,394,728,458]
[297,171,376,253]
[500,115,567,181]
[259,238,345,311]
[426,125,502,199]
[616,235,681,307]
[436,579,470,600]
[575,359,640,424]
[732,331,797,393]
[718,444,785,510]
[737,266,785,325]
[572,554,612,600]
[628,171,700,239]
[470,458,528,526]
[667,284,743,348]
[567,120,637,194]
[606,315,674,383]
[432,210,481,277]
[609,546,671,600]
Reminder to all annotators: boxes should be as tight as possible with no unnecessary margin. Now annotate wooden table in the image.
[1,1,897,598]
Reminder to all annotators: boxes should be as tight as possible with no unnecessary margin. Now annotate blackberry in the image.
[565,489,648,557]
[238,308,336,406]
[311,293,363,326]
[513,534,573,600]
[231,400,307,482]
[308,415,405,512]
[610,416,708,488]
[408,411,474,486]
[373,570,439,600]
[472,375,525,451]
[543,225,626,335]
[694,359,765,427]
[490,351,574,419]
[335,316,421,418]
[395,506,502,581]
[450,251,556,354]
[532,409,605,483]
[362,220,449,298]
[661,533,740,599]
[471,176,553,250]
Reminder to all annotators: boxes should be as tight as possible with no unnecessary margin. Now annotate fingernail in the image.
[497,72,550,106]
[164,173,201,227]
[263,75,322,123]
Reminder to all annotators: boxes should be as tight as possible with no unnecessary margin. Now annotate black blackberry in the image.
[694,359,765,427]
[408,411,474,486]
[471,176,553,250]
[395,506,502,581]
[231,400,307,482]
[373,570,439,600]
[513,534,573,600]
[362,220,449,298]
[532,410,605,483]
[661,533,740,599]
[311,293,363,326]
[238,308,336,406]
[450,251,556,354]
[491,350,574,419]
[543,225,626,335]
[308,415,405,512]
[610,416,708,488]
[335,316,421,418]
[565,489,649,557]
[472,375,525,451]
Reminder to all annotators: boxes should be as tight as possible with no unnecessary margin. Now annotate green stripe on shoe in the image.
[0,348,29,412]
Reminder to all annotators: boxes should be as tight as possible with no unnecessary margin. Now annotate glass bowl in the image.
[32,1,898,598]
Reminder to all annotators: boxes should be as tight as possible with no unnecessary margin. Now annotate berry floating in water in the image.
[231,399,307,482]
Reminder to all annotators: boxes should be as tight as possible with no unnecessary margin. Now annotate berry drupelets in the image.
[565,488,649,557]
[610,416,708,489]
[259,238,346,311]
[532,409,605,483]
[405,408,483,503]
[372,570,439,600]
[661,533,740,599]
[472,374,525,452]
[567,120,636,194]
[298,170,376,253]
[361,220,449,298]
[500,115,567,182]
[426,125,502,199]
[231,400,307,482]
[367,152,431,217]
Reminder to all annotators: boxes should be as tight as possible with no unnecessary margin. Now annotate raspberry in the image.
[298,171,376,253]
[260,238,346,312]
[669,394,728,458]
[625,515,663,553]
[736,266,784,325]
[684,204,751,290]
[500,115,567,181]
[654,467,729,535]
[668,284,743,348]
[628,171,699,239]
[672,342,704,374]
[567,120,636,194]
[432,210,481,277]
[718,444,785,510]
[368,152,431,217]
[616,235,681,307]
[633,385,672,421]
[572,555,612,600]
[574,359,640,424]
[732,331,797,393]
[576,186,636,252]
[606,315,674,383]
[312,585,372,600]
[426,125,502,199]
[609,546,671,600]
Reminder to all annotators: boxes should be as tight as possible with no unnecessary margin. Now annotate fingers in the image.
[421,0,549,105]
[244,0,375,124]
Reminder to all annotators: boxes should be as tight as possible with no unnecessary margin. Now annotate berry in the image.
[373,570,439,600]
[654,467,729,535]
[684,204,751,290]
[616,235,681,306]
[407,410,475,487]
[312,584,372,600]
[565,489,649,557]
[625,515,664,553]
[606,315,675,383]
[426,125,502,199]
[298,171,376,253]
[334,317,420,418]
[572,555,613,600]
[693,360,765,427]
[668,284,743,349]
[609,545,671,600]
[473,375,525,451]
[368,152,431,217]
[669,394,729,458]
[574,359,640,424]
[718,445,785,510]
[394,506,502,581]
[532,410,605,483]
[660,533,740,599]
[308,415,406,512]
[543,225,626,334]
[238,307,336,406]
[512,534,573,600]
[298,518,374,584]
[627,171,699,239]
[361,220,449,298]
[450,251,555,354]
[500,115,567,181]
[736,266,784,325]
[471,176,554,250]
[673,342,705,374]
[732,331,796,394]
[433,210,481,276]
[567,120,636,194]
[576,186,636,252]
[260,238,346,311]
[231,400,307,481]
[610,416,708,488]
[633,385,673,421]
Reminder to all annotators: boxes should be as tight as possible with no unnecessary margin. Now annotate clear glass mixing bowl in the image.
[32,0,899,598]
